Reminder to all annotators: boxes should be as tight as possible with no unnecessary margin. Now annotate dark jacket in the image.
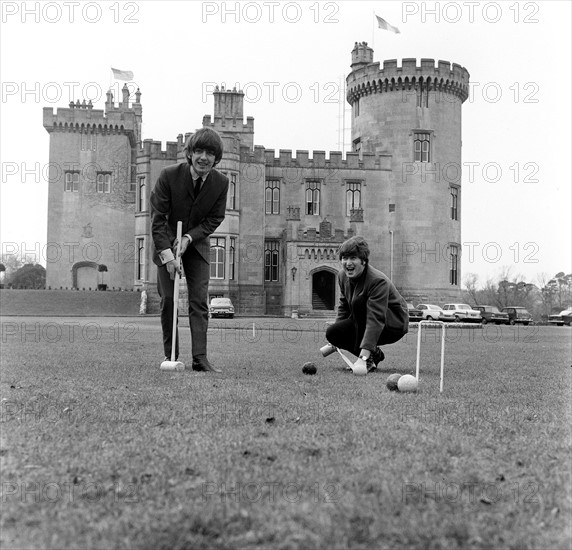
[336,264,409,351]
[150,162,229,265]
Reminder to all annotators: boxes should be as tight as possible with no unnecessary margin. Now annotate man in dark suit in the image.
[150,128,229,372]
[326,236,409,372]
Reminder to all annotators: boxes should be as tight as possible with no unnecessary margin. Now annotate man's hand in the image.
[173,235,191,256]
[165,259,181,280]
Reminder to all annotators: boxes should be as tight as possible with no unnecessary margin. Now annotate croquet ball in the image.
[397,374,418,393]
[302,362,317,375]
[386,373,402,391]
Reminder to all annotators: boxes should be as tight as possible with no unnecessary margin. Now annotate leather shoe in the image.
[192,356,222,373]
[366,347,385,372]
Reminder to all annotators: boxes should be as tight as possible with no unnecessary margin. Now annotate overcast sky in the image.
[1,0,570,285]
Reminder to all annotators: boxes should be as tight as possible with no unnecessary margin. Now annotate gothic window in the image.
[450,186,459,220]
[306,181,320,215]
[414,132,431,162]
[64,171,80,192]
[229,237,236,280]
[416,82,429,108]
[136,238,145,281]
[265,180,280,214]
[96,172,112,194]
[227,173,237,210]
[264,241,280,282]
[210,237,225,279]
[346,182,362,216]
[449,245,459,286]
[81,130,96,151]
[137,176,146,211]
[129,164,137,192]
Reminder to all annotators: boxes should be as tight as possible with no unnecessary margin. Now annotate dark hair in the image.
[338,236,370,264]
[184,128,224,165]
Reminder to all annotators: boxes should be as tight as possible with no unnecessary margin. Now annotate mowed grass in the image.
[1,317,571,550]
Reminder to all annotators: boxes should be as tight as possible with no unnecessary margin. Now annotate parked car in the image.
[209,297,235,318]
[548,307,572,326]
[417,304,444,320]
[440,304,482,323]
[406,303,423,322]
[473,305,510,325]
[501,306,532,325]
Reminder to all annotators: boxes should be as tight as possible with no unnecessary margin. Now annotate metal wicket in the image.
[415,320,446,393]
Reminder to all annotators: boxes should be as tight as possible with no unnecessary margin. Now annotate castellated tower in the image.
[202,85,254,150]
[43,85,142,290]
[346,42,470,302]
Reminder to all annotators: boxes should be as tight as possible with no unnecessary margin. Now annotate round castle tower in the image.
[346,42,470,302]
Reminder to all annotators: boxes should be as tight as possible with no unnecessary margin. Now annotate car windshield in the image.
[211,298,231,306]
[490,307,501,313]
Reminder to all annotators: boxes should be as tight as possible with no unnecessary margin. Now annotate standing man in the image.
[150,128,229,372]
[325,236,409,372]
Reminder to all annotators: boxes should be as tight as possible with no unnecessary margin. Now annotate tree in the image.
[0,253,25,284]
[10,264,46,289]
[539,271,572,311]
[462,273,479,305]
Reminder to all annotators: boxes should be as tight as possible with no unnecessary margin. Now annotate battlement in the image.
[43,86,142,134]
[347,50,470,103]
[202,114,254,133]
[240,147,387,170]
[141,139,179,160]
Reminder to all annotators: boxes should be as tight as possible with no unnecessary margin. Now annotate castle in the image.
[43,42,470,315]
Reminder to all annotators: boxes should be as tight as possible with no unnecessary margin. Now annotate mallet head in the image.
[320,343,337,357]
[160,360,185,371]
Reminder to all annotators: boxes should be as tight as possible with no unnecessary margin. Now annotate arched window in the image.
[264,241,279,282]
[265,180,280,214]
[346,182,362,216]
[305,181,320,215]
[210,237,225,279]
[414,132,431,162]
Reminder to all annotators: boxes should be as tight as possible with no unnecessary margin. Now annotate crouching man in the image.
[326,236,409,372]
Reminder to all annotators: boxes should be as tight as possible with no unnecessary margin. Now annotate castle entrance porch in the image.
[311,270,335,311]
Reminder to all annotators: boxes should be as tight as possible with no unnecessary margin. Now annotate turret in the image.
[121,84,130,108]
[214,85,244,120]
[346,44,470,301]
[203,84,254,149]
[351,41,374,70]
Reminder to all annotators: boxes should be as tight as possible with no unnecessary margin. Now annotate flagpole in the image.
[372,10,375,53]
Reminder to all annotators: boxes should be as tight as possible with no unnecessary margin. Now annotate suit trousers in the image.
[157,246,210,360]
[326,317,406,357]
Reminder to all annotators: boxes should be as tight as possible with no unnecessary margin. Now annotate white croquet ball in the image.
[397,374,418,393]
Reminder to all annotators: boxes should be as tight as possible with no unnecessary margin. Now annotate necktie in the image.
[194,177,202,196]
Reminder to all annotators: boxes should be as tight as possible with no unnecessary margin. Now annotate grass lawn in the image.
[1,317,571,549]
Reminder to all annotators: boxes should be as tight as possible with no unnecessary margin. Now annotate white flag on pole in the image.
[111,68,134,81]
[375,15,400,34]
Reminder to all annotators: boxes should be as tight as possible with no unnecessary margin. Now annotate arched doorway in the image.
[73,261,98,289]
[311,270,336,310]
